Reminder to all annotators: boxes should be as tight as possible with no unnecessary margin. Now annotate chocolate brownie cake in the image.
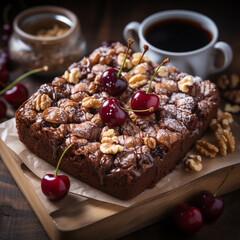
[15,42,220,200]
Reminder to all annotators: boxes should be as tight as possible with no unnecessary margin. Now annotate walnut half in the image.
[195,140,219,158]
[100,129,123,154]
[33,94,52,111]
[178,75,193,92]
[184,154,202,172]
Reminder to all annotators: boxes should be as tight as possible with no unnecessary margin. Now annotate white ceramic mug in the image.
[123,10,233,78]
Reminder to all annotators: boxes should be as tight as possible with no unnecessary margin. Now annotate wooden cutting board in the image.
[1,137,240,240]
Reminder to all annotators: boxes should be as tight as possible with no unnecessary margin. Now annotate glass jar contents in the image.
[9,6,87,75]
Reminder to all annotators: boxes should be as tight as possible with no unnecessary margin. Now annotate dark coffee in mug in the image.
[144,19,213,52]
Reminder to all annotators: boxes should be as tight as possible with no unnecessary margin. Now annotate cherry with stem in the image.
[100,97,157,127]
[100,38,134,96]
[0,66,48,108]
[195,167,232,222]
[41,144,72,201]
[131,58,170,116]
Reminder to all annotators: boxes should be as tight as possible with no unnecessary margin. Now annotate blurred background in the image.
[1,0,239,61]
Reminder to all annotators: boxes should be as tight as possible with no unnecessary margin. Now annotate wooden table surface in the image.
[1,0,240,239]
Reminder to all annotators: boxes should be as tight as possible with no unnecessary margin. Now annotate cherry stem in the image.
[128,44,149,75]
[117,38,134,78]
[0,66,48,96]
[146,58,170,94]
[213,166,233,197]
[120,105,154,113]
[55,144,72,177]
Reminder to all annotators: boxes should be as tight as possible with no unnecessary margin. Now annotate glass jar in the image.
[9,6,87,75]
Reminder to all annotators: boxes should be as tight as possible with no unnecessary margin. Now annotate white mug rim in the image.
[139,10,218,56]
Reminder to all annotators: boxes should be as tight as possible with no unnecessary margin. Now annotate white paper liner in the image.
[0,118,239,207]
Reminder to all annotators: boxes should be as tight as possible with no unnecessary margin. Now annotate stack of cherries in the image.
[99,38,169,126]
[0,19,29,119]
[171,169,231,235]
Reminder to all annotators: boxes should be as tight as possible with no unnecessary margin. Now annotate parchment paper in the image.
[0,118,239,207]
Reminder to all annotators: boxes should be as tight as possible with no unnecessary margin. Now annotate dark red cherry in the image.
[41,173,70,201]
[196,190,224,222]
[131,90,159,116]
[172,203,204,235]
[4,83,28,107]
[100,68,128,96]
[41,144,72,201]
[0,99,7,118]
[100,97,127,127]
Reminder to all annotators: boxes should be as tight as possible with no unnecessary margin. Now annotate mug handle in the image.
[123,21,141,52]
[209,41,233,74]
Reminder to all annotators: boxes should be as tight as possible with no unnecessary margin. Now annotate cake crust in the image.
[15,42,220,200]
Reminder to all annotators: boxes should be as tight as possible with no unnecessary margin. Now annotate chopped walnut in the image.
[128,74,147,89]
[184,154,202,172]
[217,74,239,89]
[99,55,112,65]
[229,74,239,88]
[33,94,52,111]
[88,82,99,94]
[36,24,68,37]
[214,110,233,131]
[224,103,240,113]
[157,66,169,77]
[217,110,233,123]
[81,96,102,109]
[224,89,240,104]
[195,140,219,158]
[131,52,149,65]
[143,137,156,149]
[91,113,103,126]
[128,111,138,123]
[217,74,229,89]
[101,129,119,144]
[63,68,81,84]
[210,110,233,131]
[100,129,124,154]
[100,143,124,154]
[117,53,132,69]
[215,128,235,156]
[133,64,147,74]
[178,75,194,92]
[89,51,100,64]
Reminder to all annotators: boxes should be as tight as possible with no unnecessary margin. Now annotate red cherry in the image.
[172,203,204,235]
[100,39,134,96]
[41,144,72,201]
[100,68,128,96]
[196,190,224,222]
[131,90,159,116]
[0,99,7,118]
[99,97,127,127]
[41,173,70,201]
[4,83,28,107]
[130,58,169,116]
